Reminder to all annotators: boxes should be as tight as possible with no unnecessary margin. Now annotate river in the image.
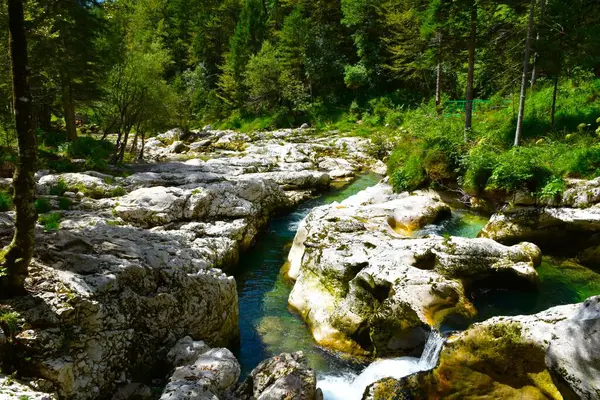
[233,174,600,398]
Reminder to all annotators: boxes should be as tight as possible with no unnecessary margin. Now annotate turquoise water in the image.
[233,174,381,376]
[470,258,600,322]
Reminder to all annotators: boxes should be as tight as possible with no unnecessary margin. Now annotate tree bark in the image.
[62,82,77,141]
[530,0,545,90]
[464,2,477,139]
[436,63,442,108]
[1,0,38,297]
[514,0,535,147]
[551,72,559,129]
[38,103,52,132]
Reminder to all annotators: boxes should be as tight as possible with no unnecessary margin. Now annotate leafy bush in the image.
[367,132,393,161]
[0,190,12,211]
[59,196,72,210]
[59,137,114,162]
[49,179,69,196]
[34,198,52,214]
[463,145,500,194]
[39,212,61,232]
[486,148,553,193]
[390,154,427,192]
[539,177,567,201]
[561,145,600,178]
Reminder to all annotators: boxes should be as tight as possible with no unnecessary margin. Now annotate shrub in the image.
[59,196,72,210]
[367,132,393,161]
[463,145,500,194]
[34,198,53,214]
[60,136,114,161]
[0,190,12,211]
[390,154,427,192]
[539,177,567,201]
[49,178,69,196]
[486,148,553,193]
[562,145,600,178]
[39,212,61,232]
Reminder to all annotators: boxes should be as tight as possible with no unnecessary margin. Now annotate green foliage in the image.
[59,196,72,210]
[539,177,567,201]
[487,148,553,193]
[34,198,52,214]
[49,179,68,196]
[344,64,368,91]
[39,212,62,232]
[0,190,12,211]
[0,310,20,338]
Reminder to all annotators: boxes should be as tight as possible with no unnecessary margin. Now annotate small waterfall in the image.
[318,331,445,400]
[417,330,444,370]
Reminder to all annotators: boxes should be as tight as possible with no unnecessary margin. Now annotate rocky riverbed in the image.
[0,127,381,399]
[0,126,599,399]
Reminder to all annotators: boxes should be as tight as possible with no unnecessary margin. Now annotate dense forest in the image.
[0,0,600,199]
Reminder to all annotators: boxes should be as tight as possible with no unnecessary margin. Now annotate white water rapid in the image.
[317,331,445,400]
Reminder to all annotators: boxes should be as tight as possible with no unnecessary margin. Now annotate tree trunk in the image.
[464,2,477,139]
[138,130,146,161]
[38,103,52,132]
[514,0,535,147]
[1,0,38,297]
[62,82,77,141]
[530,0,545,90]
[436,63,442,107]
[551,73,559,129]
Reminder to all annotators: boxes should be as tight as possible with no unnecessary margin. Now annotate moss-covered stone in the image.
[382,322,563,399]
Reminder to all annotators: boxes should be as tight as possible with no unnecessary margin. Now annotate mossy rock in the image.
[384,322,563,399]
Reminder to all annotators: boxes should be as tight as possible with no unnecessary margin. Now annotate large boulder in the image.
[234,352,320,400]
[161,347,240,400]
[0,375,57,399]
[37,173,126,199]
[287,183,541,357]
[365,296,600,400]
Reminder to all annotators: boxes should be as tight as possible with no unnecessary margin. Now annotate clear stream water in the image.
[233,175,600,397]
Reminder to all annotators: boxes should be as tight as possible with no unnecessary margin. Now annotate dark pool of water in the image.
[233,174,381,376]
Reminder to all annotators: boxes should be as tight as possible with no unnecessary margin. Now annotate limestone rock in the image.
[157,128,183,144]
[111,383,152,400]
[162,348,240,400]
[0,128,384,400]
[169,141,190,154]
[37,173,125,199]
[0,375,57,399]
[167,336,211,368]
[234,352,319,400]
[479,205,600,258]
[287,183,541,357]
[365,297,600,400]
[546,296,600,399]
